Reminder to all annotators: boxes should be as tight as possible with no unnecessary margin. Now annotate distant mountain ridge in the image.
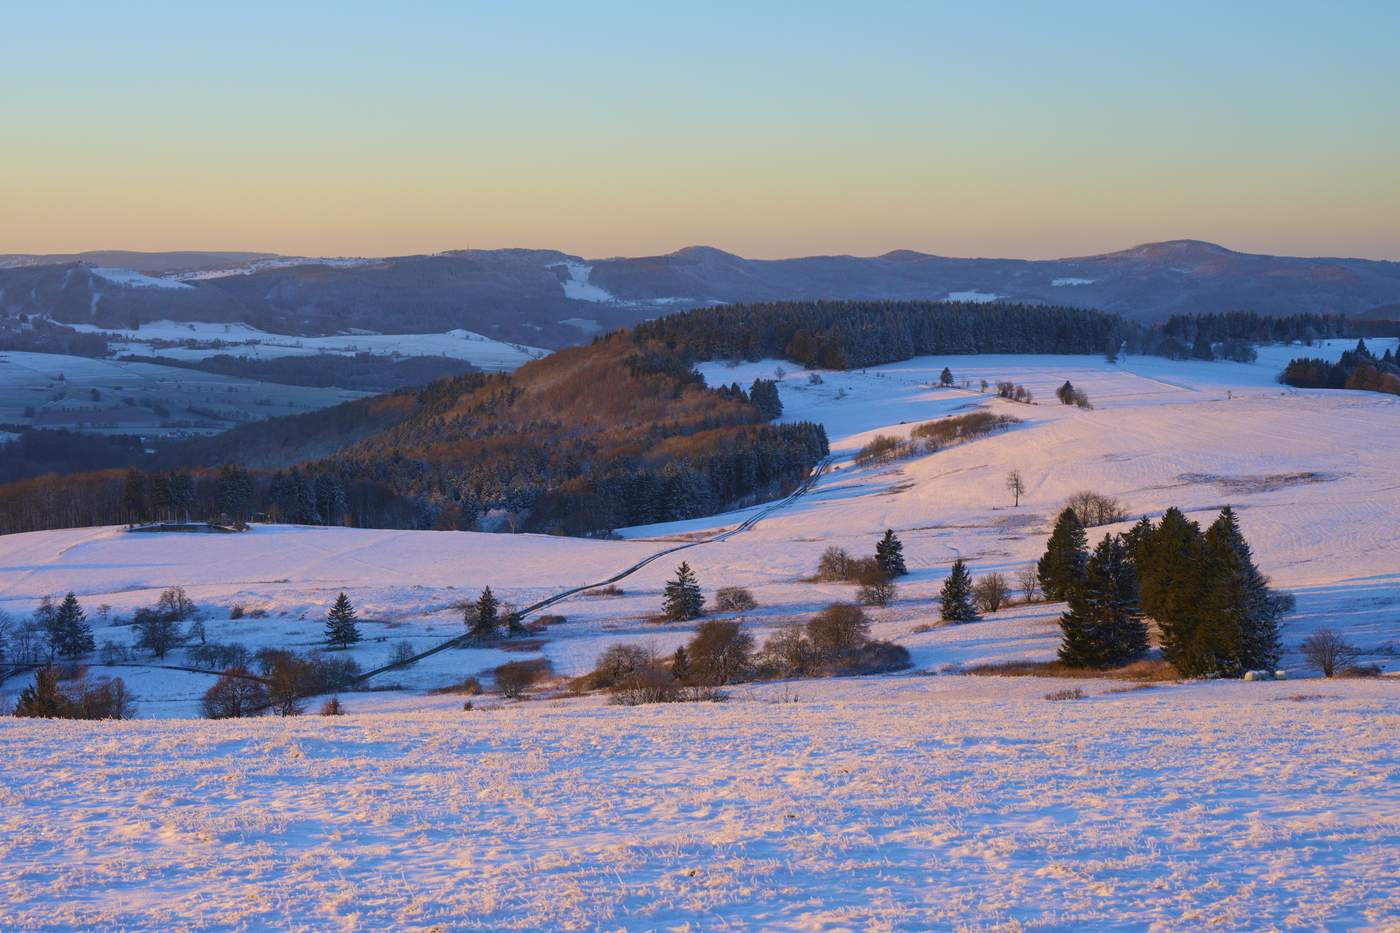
[2,239,1397,347]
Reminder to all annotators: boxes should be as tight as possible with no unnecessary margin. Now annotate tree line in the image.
[1279,339,1400,396]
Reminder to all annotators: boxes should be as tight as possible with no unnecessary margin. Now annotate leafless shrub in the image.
[816,546,856,582]
[714,587,759,614]
[1016,565,1040,603]
[973,572,1010,613]
[854,434,914,466]
[229,604,245,620]
[1045,687,1085,701]
[494,657,553,699]
[201,667,268,719]
[1066,490,1128,527]
[1337,663,1383,679]
[1299,628,1360,678]
[389,640,417,666]
[319,696,344,716]
[687,620,755,686]
[583,584,625,598]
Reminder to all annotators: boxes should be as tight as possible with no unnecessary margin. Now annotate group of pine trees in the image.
[1279,339,1400,397]
[1039,505,1288,676]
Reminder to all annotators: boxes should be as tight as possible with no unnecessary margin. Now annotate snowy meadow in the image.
[1,340,1398,929]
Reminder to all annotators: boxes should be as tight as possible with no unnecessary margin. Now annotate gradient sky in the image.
[3,1,1398,260]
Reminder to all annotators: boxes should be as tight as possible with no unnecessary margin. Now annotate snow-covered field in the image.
[66,320,545,371]
[2,676,1396,929]
[2,339,1398,928]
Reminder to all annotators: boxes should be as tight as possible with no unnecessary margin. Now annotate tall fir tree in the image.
[1037,508,1089,600]
[324,592,361,649]
[663,562,705,621]
[875,529,908,577]
[939,560,980,623]
[1138,507,1209,675]
[1057,534,1147,668]
[1200,507,1284,675]
[1120,515,1154,565]
[470,586,500,639]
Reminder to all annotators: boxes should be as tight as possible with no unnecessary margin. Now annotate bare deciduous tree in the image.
[1300,629,1360,678]
[973,573,1010,613]
[1006,470,1025,507]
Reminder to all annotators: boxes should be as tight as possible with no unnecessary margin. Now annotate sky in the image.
[2,1,1398,261]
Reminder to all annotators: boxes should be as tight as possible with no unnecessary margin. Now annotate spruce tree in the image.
[939,560,979,623]
[875,529,908,577]
[939,367,954,387]
[1037,508,1088,601]
[749,378,783,420]
[663,562,704,621]
[470,586,500,639]
[1200,507,1283,675]
[324,592,361,649]
[1139,507,1209,675]
[1120,516,1154,564]
[1057,534,1147,668]
[51,592,93,659]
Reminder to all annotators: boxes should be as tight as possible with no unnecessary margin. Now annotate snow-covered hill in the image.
[66,320,545,371]
[1,341,1397,928]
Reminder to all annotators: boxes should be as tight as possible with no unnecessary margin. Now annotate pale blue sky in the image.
[3,1,1397,258]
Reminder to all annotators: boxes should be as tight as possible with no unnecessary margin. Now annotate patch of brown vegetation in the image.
[966,658,1179,682]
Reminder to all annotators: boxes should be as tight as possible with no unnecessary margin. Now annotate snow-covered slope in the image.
[2,341,1397,928]
[65,320,546,371]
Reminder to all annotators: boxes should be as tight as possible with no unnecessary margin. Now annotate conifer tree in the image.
[875,529,908,577]
[470,586,500,639]
[49,592,94,659]
[1138,507,1208,674]
[939,560,979,623]
[14,665,69,718]
[1037,508,1088,601]
[671,645,690,682]
[1057,534,1147,668]
[1120,516,1154,564]
[749,378,783,420]
[1201,507,1283,675]
[324,592,361,649]
[939,367,954,387]
[663,562,704,621]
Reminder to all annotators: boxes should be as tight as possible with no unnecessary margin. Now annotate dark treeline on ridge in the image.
[0,301,1385,538]
[0,335,825,536]
[634,301,1366,370]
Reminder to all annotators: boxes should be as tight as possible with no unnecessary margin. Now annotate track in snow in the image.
[352,458,832,686]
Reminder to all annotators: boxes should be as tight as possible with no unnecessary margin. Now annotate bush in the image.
[686,620,754,686]
[583,585,625,598]
[582,643,653,691]
[857,576,897,607]
[1016,566,1040,603]
[535,614,567,626]
[494,657,553,698]
[713,587,758,614]
[390,640,417,666]
[854,434,914,466]
[807,603,871,660]
[12,665,138,719]
[1299,628,1360,678]
[201,667,269,718]
[609,656,685,706]
[816,546,855,582]
[229,604,245,620]
[1066,491,1128,527]
[187,641,251,671]
[1338,663,1383,679]
[320,696,345,716]
[1045,688,1085,701]
[973,572,1010,613]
